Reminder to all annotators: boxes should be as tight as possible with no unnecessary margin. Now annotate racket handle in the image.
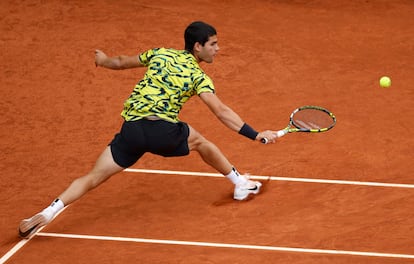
[276,129,288,137]
[261,129,288,144]
[261,138,269,144]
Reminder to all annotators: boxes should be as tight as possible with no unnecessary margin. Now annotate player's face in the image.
[196,35,219,63]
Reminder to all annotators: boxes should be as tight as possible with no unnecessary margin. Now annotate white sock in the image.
[226,167,248,185]
[42,199,65,218]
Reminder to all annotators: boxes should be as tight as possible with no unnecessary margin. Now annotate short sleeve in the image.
[138,48,160,66]
[194,74,215,95]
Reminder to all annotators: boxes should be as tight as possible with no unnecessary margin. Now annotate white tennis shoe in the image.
[234,180,262,200]
[19,209,53,238]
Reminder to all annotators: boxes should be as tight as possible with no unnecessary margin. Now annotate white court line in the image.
[36,232,414,259]
[0,207,68,264]
[3,170,413,263]
[124,168,414,189]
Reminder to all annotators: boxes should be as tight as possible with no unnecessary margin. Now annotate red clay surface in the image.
[1,0,414,263]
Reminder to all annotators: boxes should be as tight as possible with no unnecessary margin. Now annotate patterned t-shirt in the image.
[121,48,215,123]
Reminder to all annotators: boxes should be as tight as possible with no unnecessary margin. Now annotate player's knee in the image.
[79,171,109,190]
[188,132,210,151]
[188,126,205,149]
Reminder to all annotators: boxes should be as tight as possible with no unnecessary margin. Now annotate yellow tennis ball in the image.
[379,76,391,88]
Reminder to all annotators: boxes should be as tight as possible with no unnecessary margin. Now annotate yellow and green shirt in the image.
[121,48,215,123]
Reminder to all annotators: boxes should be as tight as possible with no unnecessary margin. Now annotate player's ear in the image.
[193,42,202,52]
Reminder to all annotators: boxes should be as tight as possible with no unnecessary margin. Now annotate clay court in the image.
[1,0,414,263]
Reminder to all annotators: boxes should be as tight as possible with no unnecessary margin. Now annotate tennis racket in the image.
[261,105,336,144]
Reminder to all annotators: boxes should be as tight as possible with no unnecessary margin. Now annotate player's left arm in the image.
[95,49,144,70]
[199,92,277,142]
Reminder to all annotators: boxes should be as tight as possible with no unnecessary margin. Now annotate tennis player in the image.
[18,21,278,238]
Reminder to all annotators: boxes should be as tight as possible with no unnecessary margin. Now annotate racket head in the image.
[261,105,336,144]
[289,105,336,133]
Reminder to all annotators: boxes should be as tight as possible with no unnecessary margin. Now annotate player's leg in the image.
[187,126,232,175]
[186,125,261,200]
[19,146,124,238]
[57,146,124,205]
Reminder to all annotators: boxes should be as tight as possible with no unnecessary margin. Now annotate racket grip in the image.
[261,138,269,144]
[261,129,288,144]
[276,129,288,137]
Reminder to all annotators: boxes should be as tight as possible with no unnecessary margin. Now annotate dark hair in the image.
[184,21,217,53]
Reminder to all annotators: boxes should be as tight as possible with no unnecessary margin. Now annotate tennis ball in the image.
[379,76,391,88]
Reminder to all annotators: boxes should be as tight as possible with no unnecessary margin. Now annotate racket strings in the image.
[292,109,334,130]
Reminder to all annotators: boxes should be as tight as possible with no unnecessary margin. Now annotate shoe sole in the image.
[19,213,48,238]
[234,182,262,201]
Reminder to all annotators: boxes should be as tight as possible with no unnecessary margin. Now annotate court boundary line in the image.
[124,168,414,189]
[4,170,413,263]
[35,232,414,259]
[0,207,68,263]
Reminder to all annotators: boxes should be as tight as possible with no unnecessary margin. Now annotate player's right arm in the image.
[95,49,144,69]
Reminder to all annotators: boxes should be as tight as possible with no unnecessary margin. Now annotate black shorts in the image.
[109,119,190,168]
